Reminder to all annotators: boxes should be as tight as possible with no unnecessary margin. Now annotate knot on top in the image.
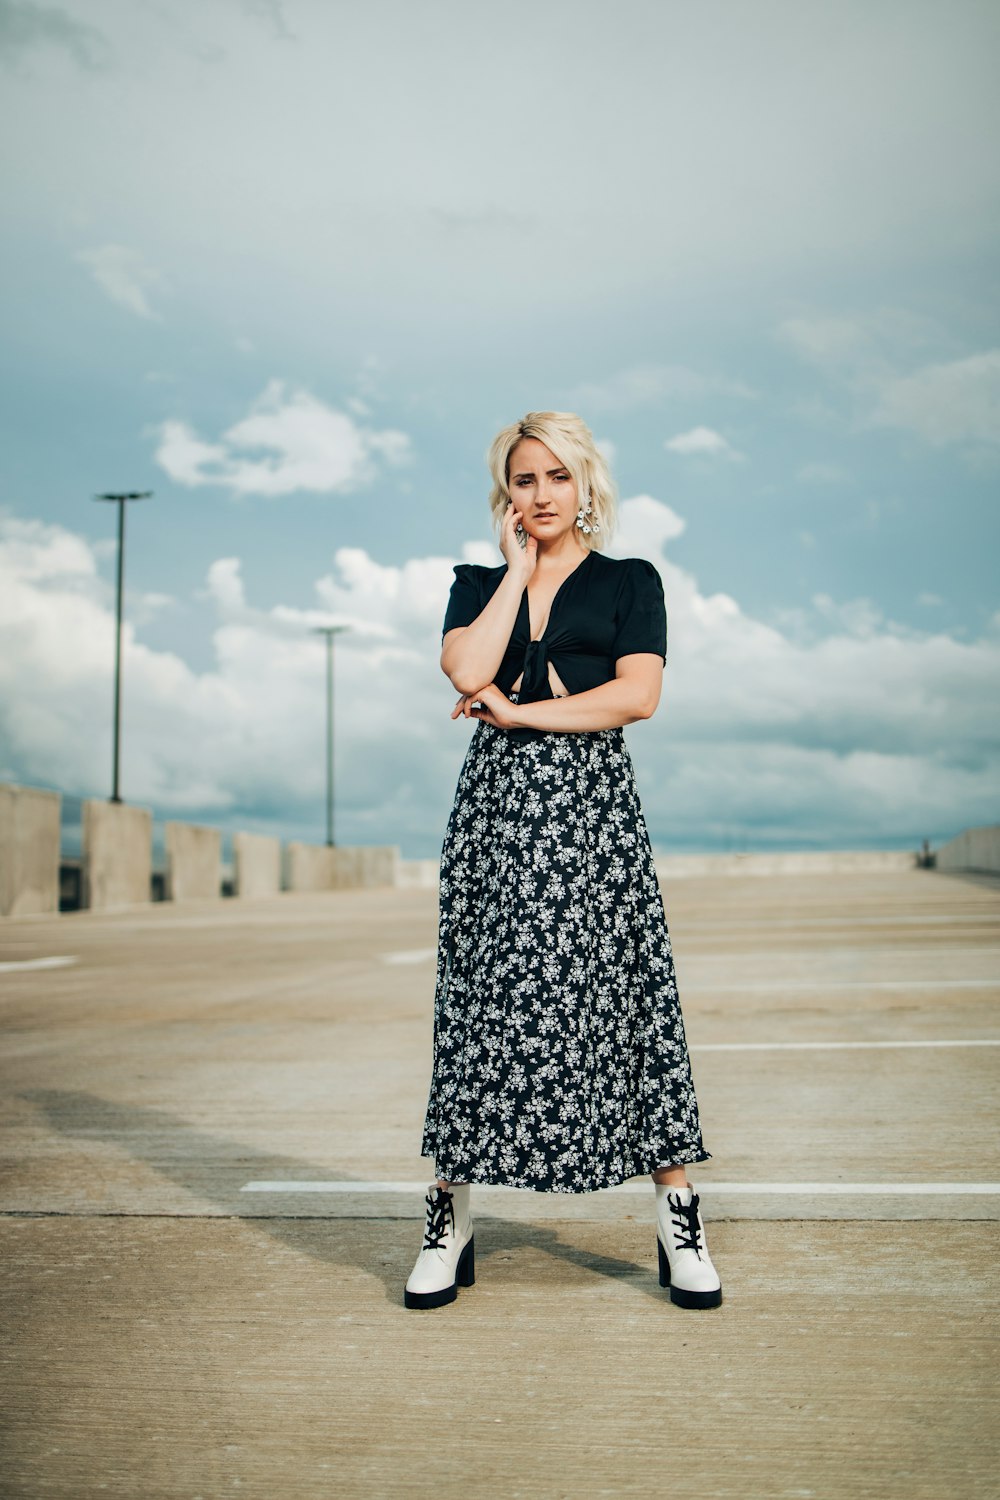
[521,638,549,699]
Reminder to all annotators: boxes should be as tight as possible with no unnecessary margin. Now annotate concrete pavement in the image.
[1,869,998,1497]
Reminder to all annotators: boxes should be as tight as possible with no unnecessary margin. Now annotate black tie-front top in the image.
[442,550,667,739]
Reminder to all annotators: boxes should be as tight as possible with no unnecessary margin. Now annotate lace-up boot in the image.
[404,1182,475,1309]
[655,1181,722,1309]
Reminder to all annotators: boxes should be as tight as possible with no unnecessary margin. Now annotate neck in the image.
[535,532,588,568]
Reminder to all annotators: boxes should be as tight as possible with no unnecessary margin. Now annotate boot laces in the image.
[421,1187,455,1251]
[667,1191,704,1257]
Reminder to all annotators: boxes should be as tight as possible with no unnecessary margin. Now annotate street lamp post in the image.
[93,490,153,803]
[312,625,349,846]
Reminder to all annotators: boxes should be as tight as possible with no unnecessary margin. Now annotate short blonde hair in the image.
[486,410,617,551]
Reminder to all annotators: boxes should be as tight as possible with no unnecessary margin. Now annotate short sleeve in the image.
[441,563,483,640]
[611,558,667,663]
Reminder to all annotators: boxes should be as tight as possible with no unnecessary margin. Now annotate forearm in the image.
[441,571,525,693]
[510,676,659,732]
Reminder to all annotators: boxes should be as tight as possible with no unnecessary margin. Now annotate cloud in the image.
[779,310,1000,449]
[241,0,294,41]
[873,350,1000,448]
[154,381,412,497]
[777,309,940,375]
[77,244,164,320]
[2,501,997,855]
[566,364,756,413]
[664,426,744,461]
[0,0,110,69]
[795,462,850,485]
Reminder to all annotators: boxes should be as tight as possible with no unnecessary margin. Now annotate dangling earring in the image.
[576,492,600,536]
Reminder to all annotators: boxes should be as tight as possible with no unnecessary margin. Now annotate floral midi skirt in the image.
[420,703,711,1193]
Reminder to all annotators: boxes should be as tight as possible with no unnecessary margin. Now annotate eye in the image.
[515,477,533,486]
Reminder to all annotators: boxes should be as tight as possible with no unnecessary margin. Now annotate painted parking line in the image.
[380,956,1000,990]
[683,978,998,991]
[240,1179,1000,1196]
[691,1039,1000,1051]
[0,956,78,974]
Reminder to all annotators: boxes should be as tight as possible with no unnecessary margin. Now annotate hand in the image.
[500,499,538,581]
[451,683,520,731]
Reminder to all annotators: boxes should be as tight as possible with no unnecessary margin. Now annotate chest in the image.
[523,557,593,640]
[523,579,564,639]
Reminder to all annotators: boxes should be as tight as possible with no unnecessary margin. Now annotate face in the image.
[507,437,581,545]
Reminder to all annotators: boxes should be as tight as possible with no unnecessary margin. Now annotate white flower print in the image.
[420,703,711,1192]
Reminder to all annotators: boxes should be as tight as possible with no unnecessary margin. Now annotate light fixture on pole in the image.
[312,624,349,846]
[93,490,153,803]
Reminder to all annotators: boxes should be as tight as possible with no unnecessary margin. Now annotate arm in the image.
[440,503,536,695]
[441,572,526,695]
[455,654,663,732]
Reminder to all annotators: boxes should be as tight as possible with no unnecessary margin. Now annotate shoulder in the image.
[590,553,663,592]
[446,562,509,618]
[450,561,506,588]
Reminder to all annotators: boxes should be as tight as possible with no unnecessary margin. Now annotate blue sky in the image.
[1,0,998,857]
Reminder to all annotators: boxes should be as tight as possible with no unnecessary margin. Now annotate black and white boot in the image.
[404,1182,475,1310]
[655,1181,723,1309]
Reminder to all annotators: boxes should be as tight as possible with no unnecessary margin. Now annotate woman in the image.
[405,411,722,1312]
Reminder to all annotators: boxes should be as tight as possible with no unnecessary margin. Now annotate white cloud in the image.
[566,365,757,412]
[77,244,164,320]
[664,426,744,461]
[779,311,1000,449]
[154,380,412,497]
[2,501,996,854]
[796,462,850,485]
[873,350,1000,447]
[777,309,939,376]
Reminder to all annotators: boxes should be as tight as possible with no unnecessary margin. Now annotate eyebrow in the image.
[511,465,569,479]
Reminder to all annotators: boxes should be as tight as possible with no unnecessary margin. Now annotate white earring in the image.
[576,493,600,535]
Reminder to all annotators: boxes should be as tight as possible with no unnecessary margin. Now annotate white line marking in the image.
[240,1179,1000,1196]
[691,1039,1000,1052]
[683,978,998,991]
[0,956,78,974]
[681,915,1000,928]
[377,957,999,990]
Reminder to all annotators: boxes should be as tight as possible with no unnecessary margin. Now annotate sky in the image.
[1,0,998,859]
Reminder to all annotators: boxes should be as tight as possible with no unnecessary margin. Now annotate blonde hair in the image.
[485,410,617,551]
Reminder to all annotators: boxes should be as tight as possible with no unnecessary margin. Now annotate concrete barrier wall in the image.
[286,842,400,891]
[233,832,281,897]
[936,825,1000,874]
[0,784,61,917]
[397,858,442,889]
[82,800,152,911]
[395,850,924,888]
[165,821,221,901]
[655,850,918,878]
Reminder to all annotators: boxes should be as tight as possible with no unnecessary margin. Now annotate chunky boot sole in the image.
[404,1234,475,1310]
[657,1234,723,1309]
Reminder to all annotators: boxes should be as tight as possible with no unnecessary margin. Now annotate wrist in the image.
[510,699,538,729]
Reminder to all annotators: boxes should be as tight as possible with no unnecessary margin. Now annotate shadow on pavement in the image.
[21,1089,668,1306]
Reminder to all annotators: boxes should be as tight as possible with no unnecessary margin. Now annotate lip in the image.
[534,512,556,520]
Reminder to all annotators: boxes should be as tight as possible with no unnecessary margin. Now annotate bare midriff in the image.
[511,660,570,698]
